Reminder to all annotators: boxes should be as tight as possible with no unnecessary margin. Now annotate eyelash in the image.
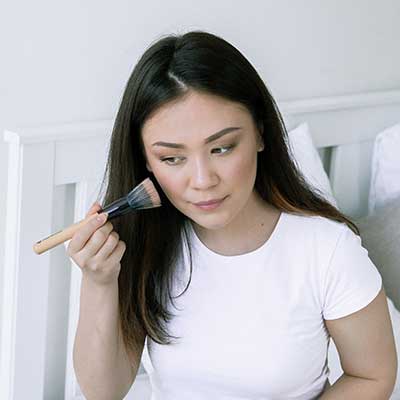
[160,144,236,166]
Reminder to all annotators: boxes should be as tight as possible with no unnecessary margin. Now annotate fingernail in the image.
[96,213,107,222]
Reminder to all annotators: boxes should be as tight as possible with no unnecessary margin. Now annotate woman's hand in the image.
[67,202,126,286]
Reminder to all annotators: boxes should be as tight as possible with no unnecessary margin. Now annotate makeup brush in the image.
[33,177,161,255]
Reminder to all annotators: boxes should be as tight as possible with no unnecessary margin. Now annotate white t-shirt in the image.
[140,211,382,400]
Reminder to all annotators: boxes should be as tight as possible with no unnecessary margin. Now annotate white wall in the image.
[1,0,400,397]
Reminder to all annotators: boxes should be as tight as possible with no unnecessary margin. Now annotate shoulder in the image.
[281,211,357,264]
[284,211,348,241]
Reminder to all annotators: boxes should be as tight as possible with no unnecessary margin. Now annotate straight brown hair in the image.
[97,30,359,356]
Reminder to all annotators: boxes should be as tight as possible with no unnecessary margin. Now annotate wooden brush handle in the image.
[33,214,104,255]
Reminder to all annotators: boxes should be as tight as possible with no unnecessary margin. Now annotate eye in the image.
[160,156,184,166]
[160,144,236,166]
[211,144,235,154]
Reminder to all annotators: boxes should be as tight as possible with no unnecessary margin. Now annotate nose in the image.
[190,155,219,190]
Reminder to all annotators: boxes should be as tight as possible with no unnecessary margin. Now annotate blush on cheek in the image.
[228,154,256,184]
[152,171,182,203]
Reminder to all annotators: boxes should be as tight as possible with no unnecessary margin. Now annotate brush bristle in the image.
[126,178,162,210]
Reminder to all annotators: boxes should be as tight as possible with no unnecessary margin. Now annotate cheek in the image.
[151,166,184,201]
[225,152,257,183]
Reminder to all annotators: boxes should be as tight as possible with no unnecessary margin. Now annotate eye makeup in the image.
[159,143,237,165]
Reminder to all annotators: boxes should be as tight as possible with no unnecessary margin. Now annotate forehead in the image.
[141,91,253,143]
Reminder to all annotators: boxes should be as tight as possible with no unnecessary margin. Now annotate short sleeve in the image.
[322,226,383,320]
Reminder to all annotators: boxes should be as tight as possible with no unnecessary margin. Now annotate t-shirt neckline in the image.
[187,210,286,259]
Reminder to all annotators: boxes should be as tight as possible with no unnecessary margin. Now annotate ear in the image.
[257,135,265,152]
[257,122,264,152]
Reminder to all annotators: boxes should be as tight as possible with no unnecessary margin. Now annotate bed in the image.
[1,88,400,399]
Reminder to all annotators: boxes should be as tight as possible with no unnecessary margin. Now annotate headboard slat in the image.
[329,140,375,218]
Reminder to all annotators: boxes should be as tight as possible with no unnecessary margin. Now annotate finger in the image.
[85,202,102,218]
[80,222,115,258]
[104,240,126,265]
[68,213,108,255]
[93,231,120,260]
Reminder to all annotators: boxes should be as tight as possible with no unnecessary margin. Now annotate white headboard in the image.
[281,89,400,218]
[1,89,400,399]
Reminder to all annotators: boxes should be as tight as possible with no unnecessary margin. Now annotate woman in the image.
[70,30,397,399]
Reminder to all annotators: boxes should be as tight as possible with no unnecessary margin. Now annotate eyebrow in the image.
[151,126,242,149]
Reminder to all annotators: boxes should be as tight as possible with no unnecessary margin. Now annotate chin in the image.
[190,211,234,231]
[196,221,225,230]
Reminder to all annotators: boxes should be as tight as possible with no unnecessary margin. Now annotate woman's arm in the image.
[74,277,145,400]
[320,373,394,399]
[320,286,397,399]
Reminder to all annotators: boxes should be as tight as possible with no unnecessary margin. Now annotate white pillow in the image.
[368,122,400,214]
[287,122,338,208]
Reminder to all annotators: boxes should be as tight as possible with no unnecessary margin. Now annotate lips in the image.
[194,197,226,206]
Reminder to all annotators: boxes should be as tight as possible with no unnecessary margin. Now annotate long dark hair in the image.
[97,30,359,354]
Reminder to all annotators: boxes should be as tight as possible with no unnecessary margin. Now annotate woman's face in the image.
[141,90,264,231]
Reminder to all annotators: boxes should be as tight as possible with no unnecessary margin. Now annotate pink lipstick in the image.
[193,196,227,211]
